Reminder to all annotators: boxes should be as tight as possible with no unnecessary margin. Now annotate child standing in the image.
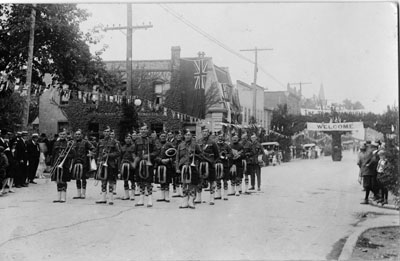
[376,150,389,205]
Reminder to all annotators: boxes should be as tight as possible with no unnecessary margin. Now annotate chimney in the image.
[171,46,181,70]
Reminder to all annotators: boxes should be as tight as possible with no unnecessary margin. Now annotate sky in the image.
[78,1,398,114]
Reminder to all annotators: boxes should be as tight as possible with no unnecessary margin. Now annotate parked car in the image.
[302,143,317,159]
[261,142,281,165]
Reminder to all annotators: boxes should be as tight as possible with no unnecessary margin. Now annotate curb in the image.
[368,200,399,211]
[338,215,399,261]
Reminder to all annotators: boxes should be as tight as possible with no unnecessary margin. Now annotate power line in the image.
[158,4,286,90]
[158,4,254,64]
[258,66,286,89]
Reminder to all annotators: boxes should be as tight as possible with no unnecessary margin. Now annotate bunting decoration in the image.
[50,86,204,123]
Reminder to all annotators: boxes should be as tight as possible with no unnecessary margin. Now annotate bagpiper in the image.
[215,133,233,200]
[195,127,219,205]
[110,129,121,195]
[229,134,244,196]
[171,131,184,197]
[70,129,95,199]
[134,124,158,207]
[120,133,136,201]
[95,126,121,205]
[154,132,175,203]
[50,130,73,203]
[176,130,203,209]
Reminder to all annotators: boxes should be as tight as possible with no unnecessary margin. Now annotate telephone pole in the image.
[288,82,312,97]
[22,4,36,129]
[104,3,152,96]
[240,47,273,122]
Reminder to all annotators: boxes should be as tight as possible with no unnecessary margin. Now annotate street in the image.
[0,150,398,261]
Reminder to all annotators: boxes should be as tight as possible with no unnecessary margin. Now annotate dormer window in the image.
[154,82,170,106]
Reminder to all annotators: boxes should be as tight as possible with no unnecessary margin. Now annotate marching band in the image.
[43,124,267,208]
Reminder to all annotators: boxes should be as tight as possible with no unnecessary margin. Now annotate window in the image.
[154,83,164,105]
[58,122,69,133]
[59,90,70,105]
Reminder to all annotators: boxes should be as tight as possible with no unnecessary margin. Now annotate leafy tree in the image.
[0,4,116,89]
[0,92,25,131]
[342,99,364,110]
[0,4,122,130]
[118,98,140,141]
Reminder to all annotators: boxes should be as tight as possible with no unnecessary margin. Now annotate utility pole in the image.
[22,4,36,129]
[104,3,152,96]
[288,82,312,97]
[240,47,272,122]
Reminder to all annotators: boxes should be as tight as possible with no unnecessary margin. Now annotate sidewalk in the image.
[338,207,399,261]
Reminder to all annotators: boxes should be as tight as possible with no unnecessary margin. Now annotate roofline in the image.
[104,59,171,63]
[214,64,228,73]
[236,80,264,90]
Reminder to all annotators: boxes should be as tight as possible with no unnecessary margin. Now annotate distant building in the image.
[264,84,302,115]
[236,80,266,128]
[105,47,241,134]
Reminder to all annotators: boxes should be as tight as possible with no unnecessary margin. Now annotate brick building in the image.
[38,46,241,138]
[264,84,302,115]
[105,46,241,134]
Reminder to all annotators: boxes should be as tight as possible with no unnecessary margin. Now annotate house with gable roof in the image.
[104,46,242,135]
[37,46,242,138]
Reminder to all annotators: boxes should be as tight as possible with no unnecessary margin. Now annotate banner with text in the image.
[307,122,364,132]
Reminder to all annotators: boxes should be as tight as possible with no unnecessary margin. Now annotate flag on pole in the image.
[180,58,207,119]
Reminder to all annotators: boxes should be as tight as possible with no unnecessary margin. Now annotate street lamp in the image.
[134,98,142,107]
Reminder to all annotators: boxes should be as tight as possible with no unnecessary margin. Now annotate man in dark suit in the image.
[14,131,28,187]
[26,133,41,184]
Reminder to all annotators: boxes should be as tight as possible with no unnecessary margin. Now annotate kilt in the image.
[96,166,117,182]
[120,162,135,182]
[135,164,154,183]
[71,161,89,180]
[180,165,199,186]
[154,165,173,184]
[51,166,71,182]
[230,164,244,180]
[199,161,216,182]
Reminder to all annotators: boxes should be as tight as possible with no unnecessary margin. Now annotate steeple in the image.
[318,83,326,108]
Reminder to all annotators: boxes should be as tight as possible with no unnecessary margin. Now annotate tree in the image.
[0,92,25,131]
[205,82,221,113]
[0,4,121,130]
[0,4,115,89]
[342,99,364,110]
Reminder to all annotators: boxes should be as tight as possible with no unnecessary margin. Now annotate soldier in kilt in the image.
[195,128,219,205]
[229,135,244,196]
[134,124,158,207]
[172,131,184,197]
[154,132,175,203]
[176,130,202,209]
[215,133,233,200]
[110,130,121,195]
[70,129,95,199]
[51,131,73,203]
[95,127,121,205]
[120,134,136,201]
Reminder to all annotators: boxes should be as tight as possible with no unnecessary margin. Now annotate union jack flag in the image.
[194,59,208,89]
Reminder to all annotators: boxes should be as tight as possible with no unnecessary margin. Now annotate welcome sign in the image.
[307,122,364,132]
